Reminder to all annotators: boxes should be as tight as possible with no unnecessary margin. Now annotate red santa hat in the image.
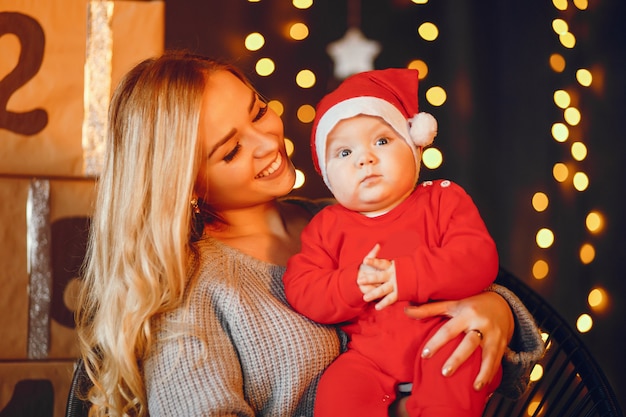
[311,68,437,189]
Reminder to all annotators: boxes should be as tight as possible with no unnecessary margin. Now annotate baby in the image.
[283,68,501,416]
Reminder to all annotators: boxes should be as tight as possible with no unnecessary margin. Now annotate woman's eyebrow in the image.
[207,90,256,159]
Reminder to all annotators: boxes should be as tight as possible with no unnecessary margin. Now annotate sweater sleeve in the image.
[488,283,546,399]
[283,211,366,324]
[144,285,254,416]
[395,181,499,303]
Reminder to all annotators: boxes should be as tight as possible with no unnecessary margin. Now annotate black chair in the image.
[65,358,91,417]
[485,268,623,417]
[65,269,623,417]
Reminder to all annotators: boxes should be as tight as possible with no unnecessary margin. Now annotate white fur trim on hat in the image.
[408,112,437,147]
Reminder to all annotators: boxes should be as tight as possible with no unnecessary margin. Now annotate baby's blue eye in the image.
[376,137,389,146]
[339,149,351,158]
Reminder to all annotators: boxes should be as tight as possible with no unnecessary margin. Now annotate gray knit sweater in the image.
[144,203,544,416]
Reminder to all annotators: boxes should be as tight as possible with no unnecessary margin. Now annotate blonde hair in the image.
[76,51,245,416]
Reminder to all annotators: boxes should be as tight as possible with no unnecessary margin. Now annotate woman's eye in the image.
[253,103,268,122]
[223,143,241,162]
[375,137,389,146]
[339,149,351,158]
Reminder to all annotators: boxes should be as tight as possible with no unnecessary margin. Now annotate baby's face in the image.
[325,115,418,217]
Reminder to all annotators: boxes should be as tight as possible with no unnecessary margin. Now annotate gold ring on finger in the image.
[469,329,483,340]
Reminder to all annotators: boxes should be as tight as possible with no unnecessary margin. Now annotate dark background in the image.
[164,0,626,408]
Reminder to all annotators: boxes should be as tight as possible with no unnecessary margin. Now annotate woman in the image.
[76,51,544,416]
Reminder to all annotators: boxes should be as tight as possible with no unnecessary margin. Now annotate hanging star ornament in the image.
[327,27,381,80]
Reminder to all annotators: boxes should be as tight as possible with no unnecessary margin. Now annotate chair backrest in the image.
[485,268,623,417]
[65,358,91,417]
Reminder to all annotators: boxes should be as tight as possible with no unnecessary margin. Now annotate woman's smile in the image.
[255,152,284,179]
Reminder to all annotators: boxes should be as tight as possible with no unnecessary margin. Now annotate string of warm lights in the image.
[528,0,590,403]
[531,0,607,336]
[410,8,446,171]
[518,2,610,410]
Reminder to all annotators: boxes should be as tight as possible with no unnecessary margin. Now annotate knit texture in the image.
[488,283,546,399]
[144,237,341,417]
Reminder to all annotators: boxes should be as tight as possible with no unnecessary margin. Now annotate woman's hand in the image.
[404,291,514,391]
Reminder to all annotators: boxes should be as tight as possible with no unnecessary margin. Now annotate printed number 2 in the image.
[0,12,48,135]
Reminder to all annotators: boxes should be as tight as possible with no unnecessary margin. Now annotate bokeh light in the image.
[408,59,428,79]
[549,53,566,72]
[289,23,309,41]
[586,211,604,233]
[530,364,544,382]
[571,142,587,161]
[425,86,446,106]
[292,0,312,9]
[284,138,294,157]
[576,68,593,86]
[245,32,265,51]
[573,171,589,191]
[293,169,305,189]
[297,104,316,123]
[296,69,316,88]
[552,163,569,182]
[579,243,595,264]
[527,400,542,416]
[255,58,275,76]
[532,192,549,212]
[551,122,569,142]
[422,147,442,169]
[588,287,608,311]
[576,314,593,333]
[552,0,568,11]
[552,19,568,35]
[553,89,571,108]
[532,259,549,280]
[268,99,284,116]
[418,22,439,41]
[559,32,576,49]
[574,0,589,10]
[564,107,581,126]
[536,228,555,249]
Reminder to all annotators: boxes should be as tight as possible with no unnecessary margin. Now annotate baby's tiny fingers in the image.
[363,257,392,270]
[375,291,397,310]
[363,243,381,261]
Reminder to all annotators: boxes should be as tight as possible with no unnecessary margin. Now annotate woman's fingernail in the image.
[421,347,431,358]
[474,381,485,391]
[442,366,453,377]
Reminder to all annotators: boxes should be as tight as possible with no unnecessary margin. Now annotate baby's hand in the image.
[357,244,398,310]
[357,244,382,295]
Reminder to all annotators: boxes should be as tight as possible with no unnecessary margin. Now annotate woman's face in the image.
[195,70,295,212]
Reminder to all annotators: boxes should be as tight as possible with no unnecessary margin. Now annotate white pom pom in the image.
[408,112,437,147]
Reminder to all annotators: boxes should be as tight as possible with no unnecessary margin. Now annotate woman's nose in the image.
[250,128,278,157]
